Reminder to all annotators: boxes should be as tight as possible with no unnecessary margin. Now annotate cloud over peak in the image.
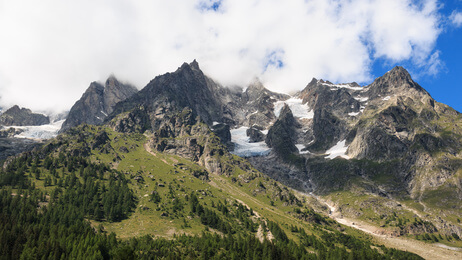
[0,0,444,112]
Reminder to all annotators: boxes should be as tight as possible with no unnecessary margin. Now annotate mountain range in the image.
[0,60,461,259]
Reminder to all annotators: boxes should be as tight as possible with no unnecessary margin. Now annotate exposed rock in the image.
[246,127,265,143]
[212,123,231,143]
[91,131,110,150]
[109,106,151,134]
[0,105,50,126]
[211,123,234,150]
[119,146,129,153]
[61,76,137,131]
[365,66,430,100]
[0,138,42,161]
[265,104,299,159]
[310,108,346,152]
[110,60,223,127]
[240,79,289,128]
[0,127,24,138]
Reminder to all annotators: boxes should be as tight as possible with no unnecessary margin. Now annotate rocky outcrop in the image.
[240,79,289,128]
[0,127,23,138]
[148,108,257,177]
[211,123,234,150]
[246,127,265,143]
[0,105,50,126]
[109,106,151,134]
[60,76,137,131]
[266,105,299,160]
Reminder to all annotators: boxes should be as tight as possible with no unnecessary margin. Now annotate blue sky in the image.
[0,0,461,112]
[371,0,462,112]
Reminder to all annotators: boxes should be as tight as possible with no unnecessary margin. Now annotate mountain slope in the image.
[246,66,462,245]
[0,121,426,259]
[2,60,460,258]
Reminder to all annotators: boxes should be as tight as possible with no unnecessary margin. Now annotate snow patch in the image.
[295,144,310,154]
[348,112,360,117]
[325,140,349,159]
[354,96,369,102]
[212,121,220,126]
[273,98,313,119]
[10,120,64,140]
[320,81,363,91]
[101,110,108,117]
[382,96,391,101]
[230,126,271,157]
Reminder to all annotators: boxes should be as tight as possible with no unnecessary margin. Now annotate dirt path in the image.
[210,175,298,222]
[314,196,462,260]
[143,142,170,166]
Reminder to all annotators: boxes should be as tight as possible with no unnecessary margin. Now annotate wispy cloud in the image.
[0,0,445,112]
[450,10,462,27]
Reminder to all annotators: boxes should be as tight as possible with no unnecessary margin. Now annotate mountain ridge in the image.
[1,60,461,258]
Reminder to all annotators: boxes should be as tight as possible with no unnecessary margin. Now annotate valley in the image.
[0,60,461,259]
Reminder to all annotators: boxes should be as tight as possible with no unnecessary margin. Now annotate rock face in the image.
[111,61,223,127]
[84,62,462,234]
[239,79,289,128]
[265,104,299,160]
[148,108,253,176]
[110,64,289,131]
[0,105,50,126]
[246,127,265,143]
[60,76,137,131]
[241,66,462,218]
[0,138,42,161]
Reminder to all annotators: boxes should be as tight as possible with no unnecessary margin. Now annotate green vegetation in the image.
[0,125,425,259]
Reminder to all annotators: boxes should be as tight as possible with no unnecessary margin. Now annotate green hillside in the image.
[0,124,424,259]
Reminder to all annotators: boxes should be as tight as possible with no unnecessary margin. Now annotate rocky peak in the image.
[265,104,299,159]
[103,76,138,115]
[110,60,224,128]
[60,76,137,132]
[366,66,429,99]
[247,77,265,90]
[178,60,202,76]
[87,81,105,93]
[0,105,50,126]
[189,59,200,71]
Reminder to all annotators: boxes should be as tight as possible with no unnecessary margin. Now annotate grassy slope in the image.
[27,125,340,245]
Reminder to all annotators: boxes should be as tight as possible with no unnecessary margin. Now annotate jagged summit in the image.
[366,65,429,99]
[247,77,266,91]
[189,59,200,70]
[2,60,462,253]
[110,60,223,127]
[178,59,201,73]
[60,76,137,132]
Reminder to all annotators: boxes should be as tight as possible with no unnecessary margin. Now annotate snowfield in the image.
[295,144,310,154]
[230,126,271,157]
[273,98,313,119]
[325,140,350,159]
[320,81,363,91]
[6,120,64,140]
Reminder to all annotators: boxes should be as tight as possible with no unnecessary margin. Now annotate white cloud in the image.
[450,11,462,27]
[0,0,443,112]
